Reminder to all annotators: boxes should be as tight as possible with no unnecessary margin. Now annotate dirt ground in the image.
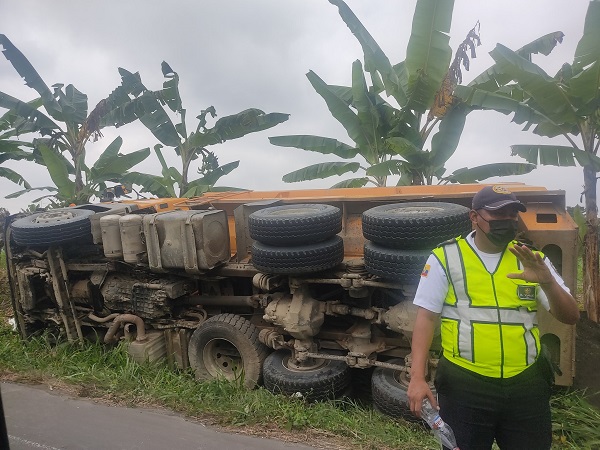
[573,313,600,408]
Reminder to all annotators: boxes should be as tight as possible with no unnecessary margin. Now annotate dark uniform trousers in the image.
[434,356,552,450]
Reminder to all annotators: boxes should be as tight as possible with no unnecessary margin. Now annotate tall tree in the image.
[0,34,150,205]
[101,62,290,197]
[269,0,536,188]
[456,1,600,321]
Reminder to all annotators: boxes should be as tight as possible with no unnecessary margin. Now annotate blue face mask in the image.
[477,214,518,247]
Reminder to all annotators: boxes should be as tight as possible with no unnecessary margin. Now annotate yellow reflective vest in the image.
[432,237,542,378]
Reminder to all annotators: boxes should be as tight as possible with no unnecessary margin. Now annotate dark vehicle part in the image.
[362,202,471,249]
[364,242,430,283]
[251,236,344,274]
[371,358,430,421]
[249,204,341,246]
[11,208,95,246]
[262,350,351,401]
[4,185,578,401]
[188,314,269,389]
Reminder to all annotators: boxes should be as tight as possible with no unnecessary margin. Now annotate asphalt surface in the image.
[1,382,320,450]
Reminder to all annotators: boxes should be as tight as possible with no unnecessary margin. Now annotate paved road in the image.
[2,382,320,450]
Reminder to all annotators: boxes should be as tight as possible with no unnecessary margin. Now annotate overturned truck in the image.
[4,184,577,416]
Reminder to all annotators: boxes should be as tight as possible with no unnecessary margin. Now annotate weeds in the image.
[0,322,437,449]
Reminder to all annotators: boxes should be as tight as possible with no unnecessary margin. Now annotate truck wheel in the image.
[362,202,470,249]
[249,204,342,246]
[251,236,344,274]
[262,350,351,401]
[188,314,269,389]
[10,208,95,247]
[371,359,435,421]
[364,241,430,284]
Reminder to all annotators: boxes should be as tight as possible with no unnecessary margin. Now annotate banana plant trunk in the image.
[583,165,599,322]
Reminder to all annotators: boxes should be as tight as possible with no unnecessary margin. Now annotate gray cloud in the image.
[0,0,591,212]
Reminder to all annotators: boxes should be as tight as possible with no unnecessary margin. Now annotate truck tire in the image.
[371,358,434,421]
[248,204,342,246]
[188,314,269,389]
[362,202,471,249]
[251,236,344,274]
[364,241,430,284]
[10,208,95,247]
[263,350,351,402]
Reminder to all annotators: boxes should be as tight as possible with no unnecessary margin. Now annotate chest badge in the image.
[517,285,537,300]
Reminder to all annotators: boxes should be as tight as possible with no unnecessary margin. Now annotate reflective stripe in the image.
[441,241,539,365]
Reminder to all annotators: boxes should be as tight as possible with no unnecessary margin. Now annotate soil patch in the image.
[573,313,600,408]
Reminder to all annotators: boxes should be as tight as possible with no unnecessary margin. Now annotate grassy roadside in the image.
[0,253,599,449]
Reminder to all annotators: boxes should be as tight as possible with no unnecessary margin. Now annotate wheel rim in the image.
[282,354,328,372]
[34,210,76,224]
[394,368,411,388]
[202,337,243,380]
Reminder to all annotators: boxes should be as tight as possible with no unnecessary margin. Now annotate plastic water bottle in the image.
[421,399,460,450]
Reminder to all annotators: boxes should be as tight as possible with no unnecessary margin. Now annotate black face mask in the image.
[477,214,518,247]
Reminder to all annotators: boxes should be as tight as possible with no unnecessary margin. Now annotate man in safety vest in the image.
[407,185,580,450]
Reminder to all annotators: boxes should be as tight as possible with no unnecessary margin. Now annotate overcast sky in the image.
[0,0,592,212]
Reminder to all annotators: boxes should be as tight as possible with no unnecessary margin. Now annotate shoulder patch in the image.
[421,263,431,277]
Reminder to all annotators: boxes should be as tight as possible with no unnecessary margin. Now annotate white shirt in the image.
[413,232,570,314]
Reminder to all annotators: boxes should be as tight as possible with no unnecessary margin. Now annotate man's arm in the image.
[407,307,439,417]
[508,244,580,325]
[539,275,580,324]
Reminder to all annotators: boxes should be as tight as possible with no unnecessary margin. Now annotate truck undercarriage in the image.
[3,184,578,417]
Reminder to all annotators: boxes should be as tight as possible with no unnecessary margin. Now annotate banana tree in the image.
[5,136,149,205]
[270,0,535,187]
[0,34,149,205]
[101,62,289,197]
[455,1,600,321]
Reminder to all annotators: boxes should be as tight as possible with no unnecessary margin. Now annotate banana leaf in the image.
[159,61,183,114]
[0,34,62,120]
[570,60,600,106]
[405,0,454,113]
[33,138,75,173]
[469,32,565,91]
[282,162,360,183]
[330,177,370,188]
[53,84,88,125]
[121,171,177,198]
[306,70,369,149]
[386,137,427,166]
[352,60,380,163]
[0,92,58,131]
[208,186,248,192]
[573,0,600,70]
[455,86,550,128]
[0,167,31,189]
[429,103,468,168]
[268,135,359,159]
[213,109,289,142]
[0,97,45,134]
[444,162,536,183]
[89,143,150,181]
[5,186,57,199]
[489,44,578,125]
[327,0,404,105]
[191,160,239,187]
[0,143,35,163]
[366,159,405,177]
[39,143,75,199]
[510,144,600,171]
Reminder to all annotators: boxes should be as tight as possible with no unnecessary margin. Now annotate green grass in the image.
[1,250,599,449]
[0,324,436,450]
